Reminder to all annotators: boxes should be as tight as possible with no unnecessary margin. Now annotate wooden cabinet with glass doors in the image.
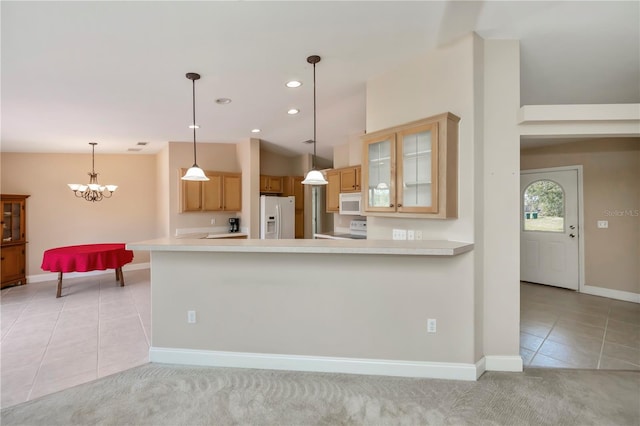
[1,194,29,288]
[362,112,459,218]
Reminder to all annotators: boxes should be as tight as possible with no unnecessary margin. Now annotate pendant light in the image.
[68,142,117,202]
[302,55,328,185]
[181,72,209,181]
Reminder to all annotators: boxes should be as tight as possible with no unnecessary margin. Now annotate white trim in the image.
[149,347,482,381]
[484,355,523,372]
[518,104,640,124]
[521,165,585,292]
[475,357,487,379]
[582,285,640,304]
[27,262,150,283]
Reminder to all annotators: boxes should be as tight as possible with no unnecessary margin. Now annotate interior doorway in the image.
[520,167,583,290]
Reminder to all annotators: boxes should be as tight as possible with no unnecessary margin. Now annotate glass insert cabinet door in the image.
[365,134,396,211]
[397,123,438,213]
[2,201,23,243]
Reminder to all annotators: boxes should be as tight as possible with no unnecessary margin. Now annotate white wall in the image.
[481,40,521,358]
[364,34,479,364]
[236,138,260,239]
[365,35,475,243]
[363,34,521,367]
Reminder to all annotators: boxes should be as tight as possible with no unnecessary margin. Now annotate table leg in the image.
[56,272,63,298]
[118,267,125,287]
[115,268,120,281]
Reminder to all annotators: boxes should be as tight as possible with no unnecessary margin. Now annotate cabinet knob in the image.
[390,204,394,207]
[398,204,403,207]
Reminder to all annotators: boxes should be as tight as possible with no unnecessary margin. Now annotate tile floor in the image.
[521,282,640,369]
[1,275,638,408]
[1,269,150,408]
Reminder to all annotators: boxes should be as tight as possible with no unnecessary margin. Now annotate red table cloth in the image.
[41,243,134,273]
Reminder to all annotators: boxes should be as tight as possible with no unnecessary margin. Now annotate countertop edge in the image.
[127,239,474,257]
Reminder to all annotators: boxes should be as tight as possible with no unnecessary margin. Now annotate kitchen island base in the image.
[128,239,520,381]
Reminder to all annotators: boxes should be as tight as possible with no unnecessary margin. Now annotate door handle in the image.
[569,233,576,238]
[570,225,576,229]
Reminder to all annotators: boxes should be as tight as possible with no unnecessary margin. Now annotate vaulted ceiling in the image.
[2,1,638,160]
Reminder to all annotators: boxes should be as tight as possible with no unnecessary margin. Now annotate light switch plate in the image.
[597,220,608,229]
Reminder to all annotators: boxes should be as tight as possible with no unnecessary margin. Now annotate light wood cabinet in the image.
[325,170,341,212]
[260,175,283,194]
[180,170,242,212]
[339,166,361,193]
[362,112,459,218]
[1,194,29,288]
[283,176,305,239]
[325,166,362,212]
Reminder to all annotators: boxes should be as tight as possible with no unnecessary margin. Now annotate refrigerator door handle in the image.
[276,204,280,239]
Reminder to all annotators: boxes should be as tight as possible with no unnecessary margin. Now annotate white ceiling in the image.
[2,1,638,160]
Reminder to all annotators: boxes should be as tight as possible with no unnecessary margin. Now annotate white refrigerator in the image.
[260,195,295,239]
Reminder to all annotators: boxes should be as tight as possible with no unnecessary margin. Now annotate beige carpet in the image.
[1,363,639,425]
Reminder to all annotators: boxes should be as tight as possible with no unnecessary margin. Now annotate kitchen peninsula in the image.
[127,238,481,380]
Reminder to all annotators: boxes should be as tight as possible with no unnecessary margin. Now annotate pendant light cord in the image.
[312,60,317,170]
[192,77,198,167]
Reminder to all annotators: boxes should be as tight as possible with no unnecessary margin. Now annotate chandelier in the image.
[302,55,328,185]
[68,142,117,202]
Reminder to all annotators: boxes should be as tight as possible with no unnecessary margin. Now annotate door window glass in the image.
[523,180,564,232]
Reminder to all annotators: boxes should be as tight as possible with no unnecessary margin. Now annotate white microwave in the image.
[339,193,362,215]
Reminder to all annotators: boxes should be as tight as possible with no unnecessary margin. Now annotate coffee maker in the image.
[229,217,240,233]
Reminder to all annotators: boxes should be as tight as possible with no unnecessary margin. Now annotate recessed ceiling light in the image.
[216,98,232,105]
[286,80,302,88]
[251,129,261,133]
[137,142,149,146]
[189,124,200,129]
[288,108,299,115]
[128,148,142,152]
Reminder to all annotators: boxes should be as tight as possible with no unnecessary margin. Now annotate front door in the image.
[520,169,579,290]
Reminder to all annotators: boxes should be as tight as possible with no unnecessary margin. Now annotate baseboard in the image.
[581,284,639,304]
[27,262,150,283]
[484,355,523,372]
[149,347,482,381]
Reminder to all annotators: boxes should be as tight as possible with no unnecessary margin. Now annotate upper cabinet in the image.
[326,170,341,212]
[362,112,459,219]
[325,166,362,212]
[260,175,283,194]
[339,166,361,193]
[180,170,242,212]
[282,176,305,239]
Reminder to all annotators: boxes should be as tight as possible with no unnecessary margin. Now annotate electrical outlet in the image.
[393,229,407,240]
[427,318,437,333]
[597,220,608,229]
[415,230,423,240]
[407,230,415,240]
[187,310,197,324]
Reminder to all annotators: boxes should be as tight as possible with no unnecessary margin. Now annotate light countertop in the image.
[127,238,473,256]
[175,232,248,239]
